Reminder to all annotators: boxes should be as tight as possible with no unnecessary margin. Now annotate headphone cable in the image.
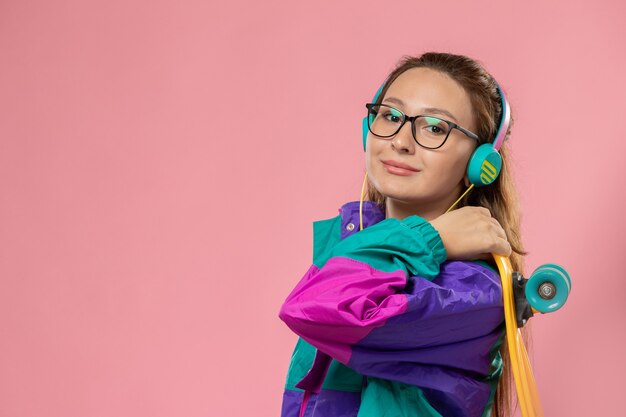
[445,184,474,213]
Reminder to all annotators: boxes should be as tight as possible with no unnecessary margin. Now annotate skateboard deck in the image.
[493,254,544,417]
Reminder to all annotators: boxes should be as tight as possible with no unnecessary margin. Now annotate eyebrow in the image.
[382,96,460,123]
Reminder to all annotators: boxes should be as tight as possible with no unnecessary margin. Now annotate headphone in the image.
[361,77,511,187]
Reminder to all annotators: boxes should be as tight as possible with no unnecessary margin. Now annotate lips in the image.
[381,160,420,176]
[382,160,420,172]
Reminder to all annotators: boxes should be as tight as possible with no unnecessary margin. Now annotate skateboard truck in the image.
[512,272,534,328]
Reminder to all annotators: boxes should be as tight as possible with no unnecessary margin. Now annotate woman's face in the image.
[365,67,479,219]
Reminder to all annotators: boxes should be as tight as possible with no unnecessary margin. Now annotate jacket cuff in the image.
[400,215,447,264]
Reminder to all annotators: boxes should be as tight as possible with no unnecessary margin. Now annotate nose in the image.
[390,120,415,154]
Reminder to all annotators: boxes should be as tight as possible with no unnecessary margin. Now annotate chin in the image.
[373,174,413,191]
[376,185,422,204]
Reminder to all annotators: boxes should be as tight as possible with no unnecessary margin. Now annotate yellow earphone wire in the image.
[445,184,475,213]
[359,171,368,231]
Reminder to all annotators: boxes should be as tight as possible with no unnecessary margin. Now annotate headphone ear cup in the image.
[363,83,386,152]
[467,144,502,186]
[362,116,369,151]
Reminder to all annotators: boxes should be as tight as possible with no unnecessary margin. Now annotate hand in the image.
[429,206,512,261]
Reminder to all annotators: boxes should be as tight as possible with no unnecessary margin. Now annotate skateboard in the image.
[492,255,571,417]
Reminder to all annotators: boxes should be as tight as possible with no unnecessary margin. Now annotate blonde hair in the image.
[364,52,530,417]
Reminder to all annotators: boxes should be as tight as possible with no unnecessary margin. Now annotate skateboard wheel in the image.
[525,263,571,313]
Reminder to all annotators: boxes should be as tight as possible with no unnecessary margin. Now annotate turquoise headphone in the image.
[361,78,511,187]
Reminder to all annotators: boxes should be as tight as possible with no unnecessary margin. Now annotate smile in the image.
[382,161,420,176]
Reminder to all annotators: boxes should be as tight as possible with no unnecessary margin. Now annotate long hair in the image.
[365,52,529,417]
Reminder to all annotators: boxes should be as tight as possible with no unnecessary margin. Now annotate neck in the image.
[384,184,466,222]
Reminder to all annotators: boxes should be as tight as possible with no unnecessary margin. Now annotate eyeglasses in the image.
[365,103,480,150]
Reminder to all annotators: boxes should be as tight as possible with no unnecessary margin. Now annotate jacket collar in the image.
[338,200,386,240]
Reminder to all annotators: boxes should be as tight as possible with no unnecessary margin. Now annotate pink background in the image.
[1,0,624,416]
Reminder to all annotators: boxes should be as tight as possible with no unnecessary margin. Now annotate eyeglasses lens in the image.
[368,104,451,149]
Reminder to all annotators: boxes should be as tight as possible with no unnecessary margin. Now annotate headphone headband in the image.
[492,82,510,151]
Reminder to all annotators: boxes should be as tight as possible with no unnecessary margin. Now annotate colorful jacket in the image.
[278,201,506,417]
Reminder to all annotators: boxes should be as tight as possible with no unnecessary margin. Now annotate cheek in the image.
[365,139,382,173]
[365,147,373,172]
[365,151,382,187]
[424,150,471,183]
[365,143,396,192]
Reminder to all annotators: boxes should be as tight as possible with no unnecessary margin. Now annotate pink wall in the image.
[1,0,624,416]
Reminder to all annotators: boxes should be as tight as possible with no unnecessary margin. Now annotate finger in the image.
[478,206,492,218]
[492,236,512,257]
[489,218,508,240]
[485,216,506,237]
[480,217,504,240]
[467,205,489,218]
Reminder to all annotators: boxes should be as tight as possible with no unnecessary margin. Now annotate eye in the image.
[425,125,444,134]
[383,108,403,123]
[383,113,401,123]
[422,116,448,135]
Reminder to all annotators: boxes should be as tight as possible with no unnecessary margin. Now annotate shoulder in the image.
[312,214,342,267]
[312,212,342,245]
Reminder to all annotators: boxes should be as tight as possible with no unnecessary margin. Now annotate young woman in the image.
[278,52,527,417]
